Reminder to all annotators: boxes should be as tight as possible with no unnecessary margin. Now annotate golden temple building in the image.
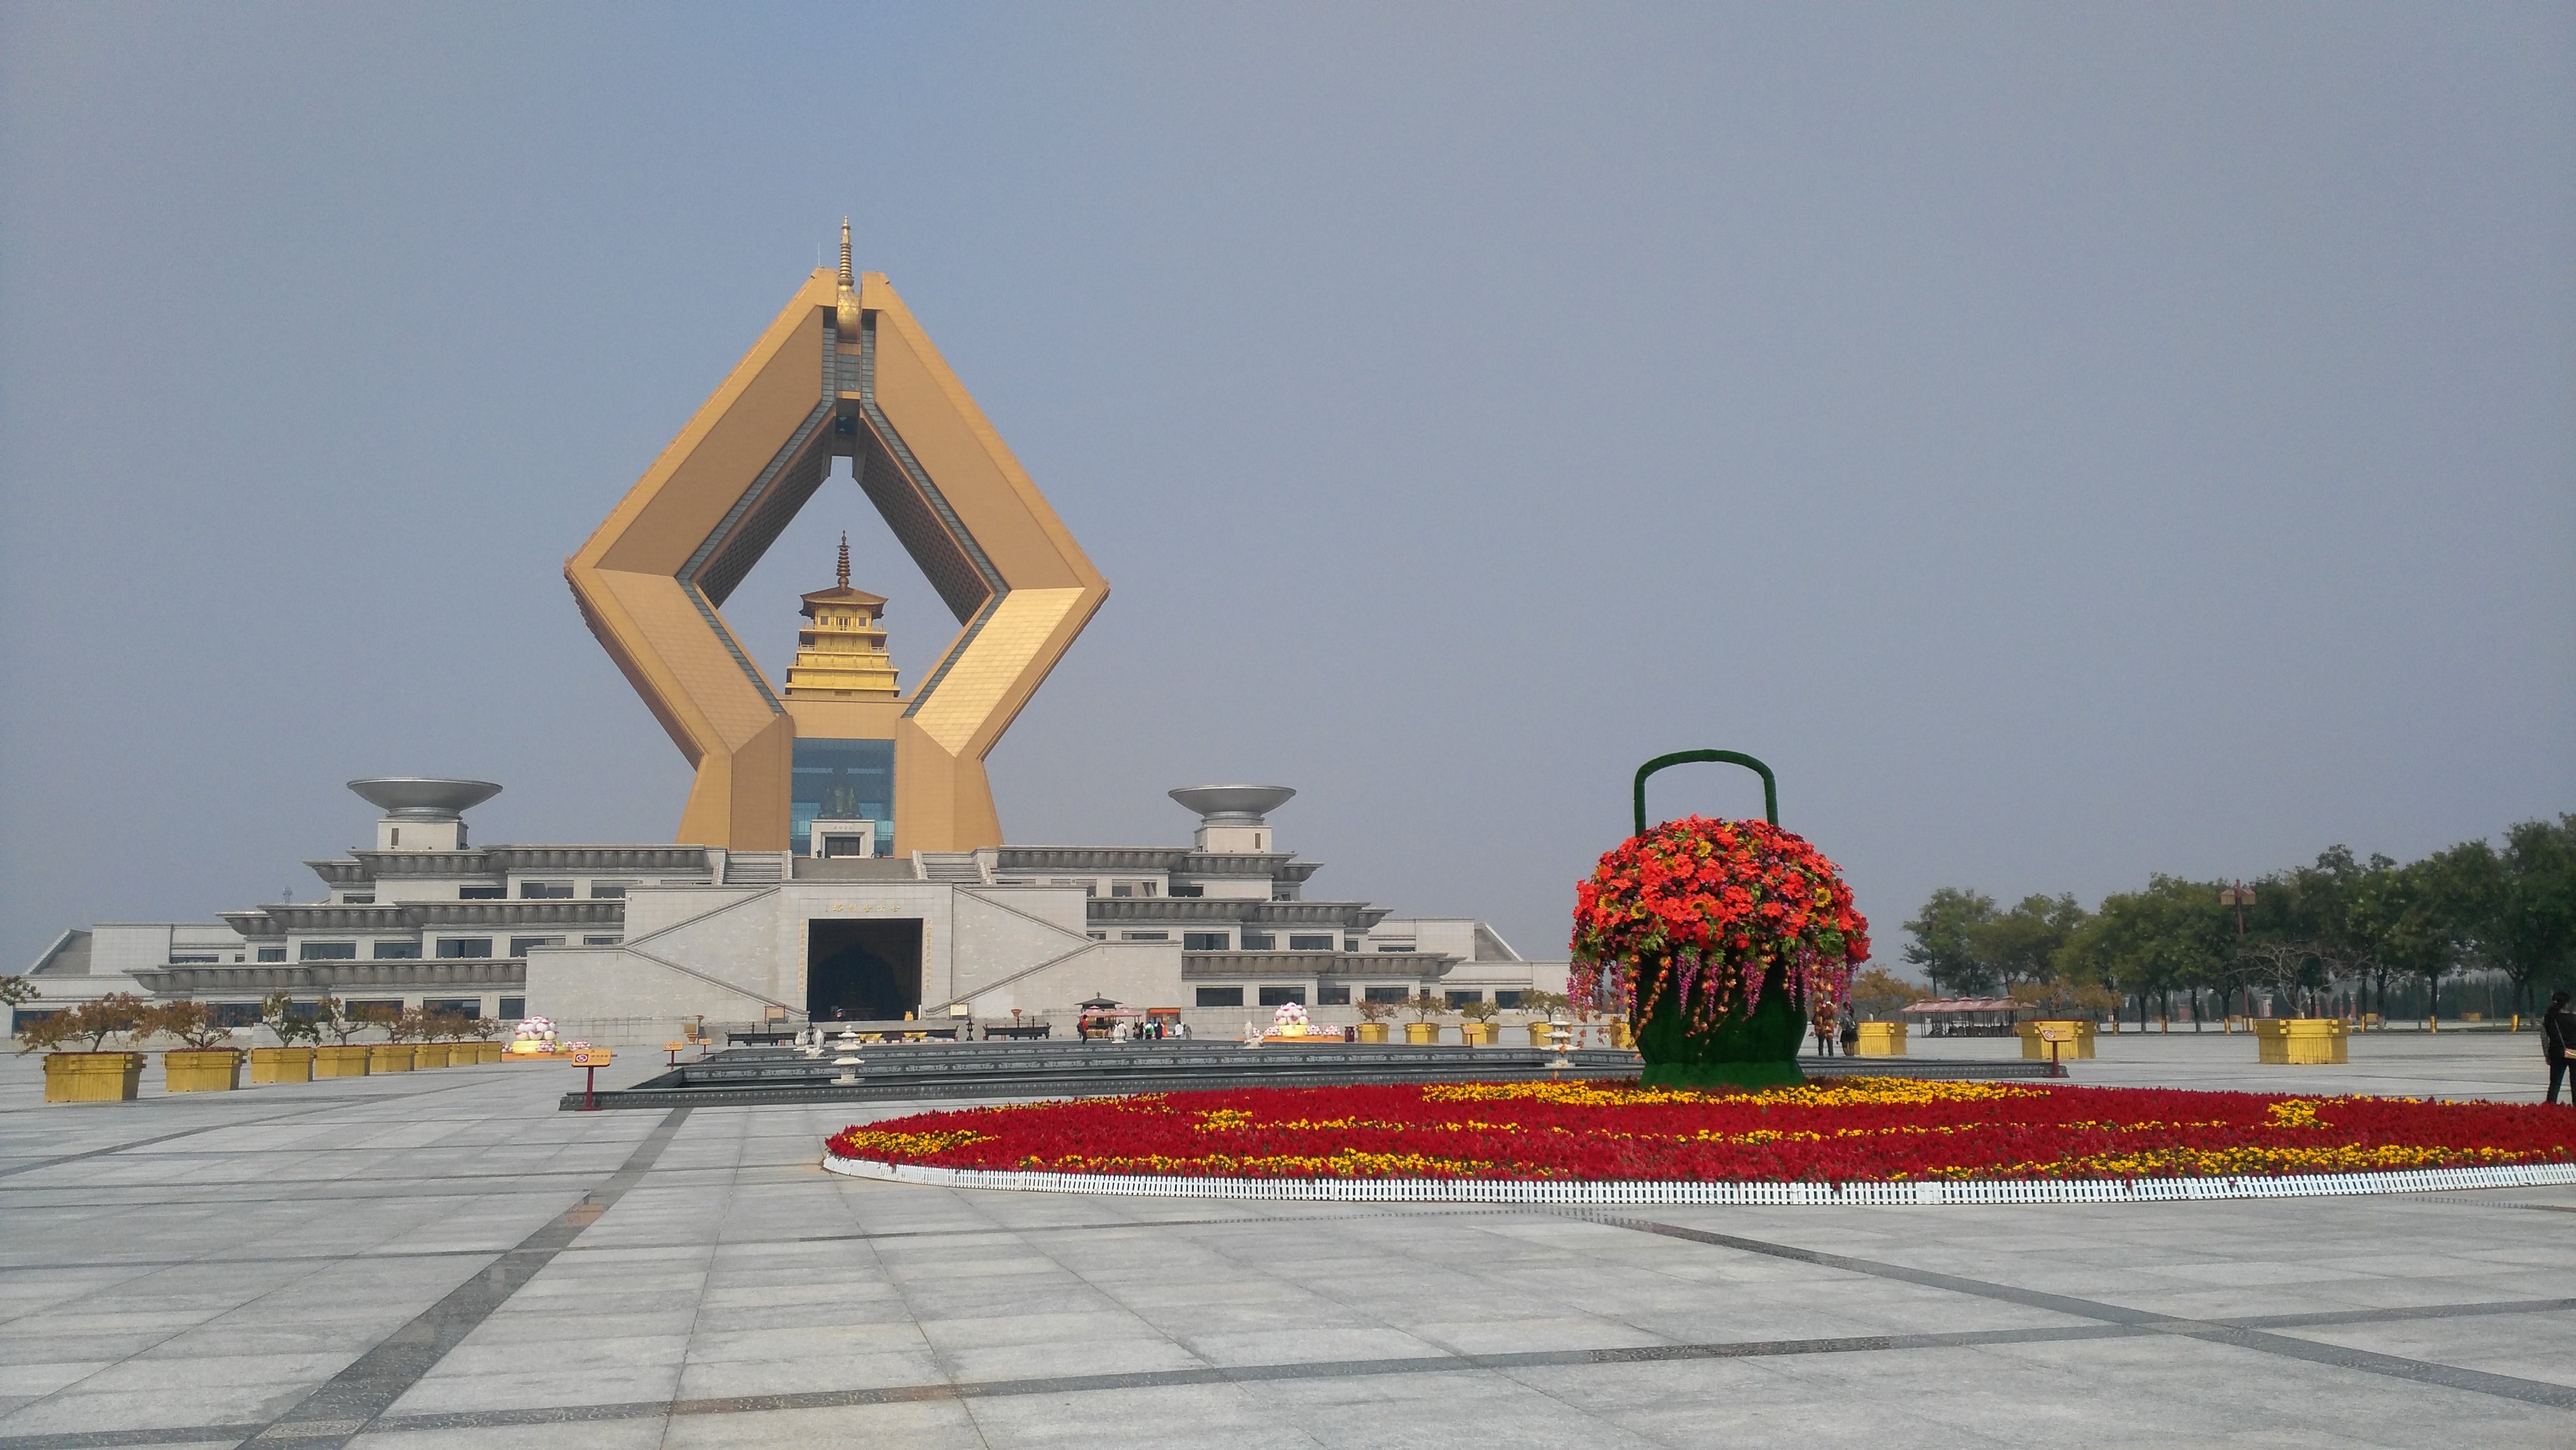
[784,535,900,699]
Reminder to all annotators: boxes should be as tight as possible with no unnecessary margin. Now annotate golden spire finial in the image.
[835,217,863,335]
[836,532,850,589]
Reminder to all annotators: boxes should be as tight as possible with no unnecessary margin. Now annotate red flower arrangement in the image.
[827,1080,2574,1183]
[1570,816,1870,1087]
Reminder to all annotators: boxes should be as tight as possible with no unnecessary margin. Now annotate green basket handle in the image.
[1633,749,1778,836]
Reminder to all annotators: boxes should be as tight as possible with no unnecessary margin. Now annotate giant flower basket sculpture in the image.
[1571,751,1870,1090]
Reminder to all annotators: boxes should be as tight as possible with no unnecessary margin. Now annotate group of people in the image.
[1810,1004,1859,1057]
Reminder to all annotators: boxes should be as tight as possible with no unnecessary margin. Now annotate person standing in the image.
[2545,992,2575,1104]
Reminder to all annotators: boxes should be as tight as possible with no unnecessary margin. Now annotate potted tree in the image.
[1354,997,1396,1044]
[367,1005,417,1073]
[154,1001,245,1092]
[1519,990,1571,1046]
[407,1009,452,1069]
[1402,993,1445,1045]
[465,1017,504,1065]
[251,991,321,1083]
[312,997,372,1077]
[21,994,153,1102]
[1456,996,1500,1046]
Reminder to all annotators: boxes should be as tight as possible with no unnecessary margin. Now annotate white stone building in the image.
[13,781,1566,1045]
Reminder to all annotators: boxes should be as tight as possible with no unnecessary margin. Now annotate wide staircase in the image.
[720,851,789,885]
[914,852,984,884]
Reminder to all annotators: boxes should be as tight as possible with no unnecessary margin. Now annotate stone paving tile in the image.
[4,1043,2576,1447]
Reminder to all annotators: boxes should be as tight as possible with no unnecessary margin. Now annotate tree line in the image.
[1895,815,2576,1026]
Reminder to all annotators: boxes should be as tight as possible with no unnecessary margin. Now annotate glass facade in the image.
[791,738,894,856]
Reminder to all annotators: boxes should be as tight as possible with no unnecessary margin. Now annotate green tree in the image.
[1903,888,1999,996]
[1970,894,2088,991]
[2481,816,2576,1014]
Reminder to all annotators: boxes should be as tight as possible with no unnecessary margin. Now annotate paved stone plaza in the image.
[3,1032,2573,1448]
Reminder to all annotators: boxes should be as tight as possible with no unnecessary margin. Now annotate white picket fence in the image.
[819,1153,2576,1206]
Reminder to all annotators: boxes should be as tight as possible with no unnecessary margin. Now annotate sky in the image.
[3,4,2570,973]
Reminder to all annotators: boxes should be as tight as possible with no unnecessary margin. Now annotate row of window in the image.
[1190,986,1529,1009]
[1107,931,1365,950]
[450,881,632,901]
[263,936,617,963]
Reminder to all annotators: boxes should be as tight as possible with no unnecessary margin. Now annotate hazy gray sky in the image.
[4,4,2570,971]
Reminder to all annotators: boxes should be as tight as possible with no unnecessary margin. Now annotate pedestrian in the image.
[1812,1006,1835,1056]
[2545,992,2576,1104]
[1840,1016,1859,1057]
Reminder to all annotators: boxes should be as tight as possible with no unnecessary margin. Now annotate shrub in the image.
[17,993,153,1053]
[152,1001,236,1050]
[260,991,323,1048]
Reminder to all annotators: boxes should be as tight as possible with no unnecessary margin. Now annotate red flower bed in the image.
[827,1080,2576,1182]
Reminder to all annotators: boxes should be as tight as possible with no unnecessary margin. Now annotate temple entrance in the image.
[806,918,923,1023]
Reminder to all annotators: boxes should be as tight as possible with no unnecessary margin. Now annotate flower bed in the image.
[826,1080,2576,1184]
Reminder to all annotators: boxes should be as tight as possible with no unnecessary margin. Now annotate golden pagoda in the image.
[783,535,900,699]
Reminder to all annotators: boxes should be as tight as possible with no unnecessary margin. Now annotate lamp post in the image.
[2218,882,2255,1026]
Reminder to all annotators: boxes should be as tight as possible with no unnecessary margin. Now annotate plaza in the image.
[4,1031,2572,1448]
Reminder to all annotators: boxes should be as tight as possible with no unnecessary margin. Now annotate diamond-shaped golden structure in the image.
[566,244,1107,853]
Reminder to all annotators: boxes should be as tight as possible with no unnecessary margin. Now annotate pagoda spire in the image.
[839,218,853,287]
[836,532,850,589]
[835,217,862,334]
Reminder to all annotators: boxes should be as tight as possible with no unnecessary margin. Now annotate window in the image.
[589,882,631,899]
[520,882,574,900]
[1183,933,1228,951]
[1445,990,1483,1008]
[1344,939,1363,952]
[256,947,286,963]
[498,996,525,1020]
[348,1000,402,1023]
[821,833,869,857]
[171,955,217,964]
[1087,931,1106,941]
[212,1003,260,1027]
[436,938,493,959]
[1194,987,1243,1008]
[342,894,375,905]
[1257,986,1306,1007]
[791,737,894,855]
[1317,985,1350,1005]
[1121,931,1169,942]
[1376,941,1417,953]
[1170,884,1204,898]
[423,998,480,1018]
[509,936,564,956]
[1363,986,1410,1003]
[1240,932,1276,950]
[372,942,421,960]
[1110,883,1134,898]
[1494,991,1526,1009]
[581,935,620,947]
[459,885,505,900]
[299,942,356,961]
[1289,934,1333,952]
[1271,890,1293,903]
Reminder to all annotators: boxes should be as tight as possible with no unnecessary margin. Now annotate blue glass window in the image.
[790,738,895,856]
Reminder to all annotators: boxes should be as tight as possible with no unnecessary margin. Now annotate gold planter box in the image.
[2256,1018,2348,1064]
[412,1044,452,1069]
[1355,1023,1390,1043]
[313,1045,371,1077]
[1526,1021,1559,1046]
[43,1051,144,1103]
[1611,1020,1635,1051]
[1854,1021,1907,1057]
[163,1049,244,1092]
[367,1044,416,1073]
[248,1047,316,1084]
[1460,1023,1496,1046]
[462,1040,502,1064]
[1403,1023,1440,1045]
[2016,1020,2097,1061]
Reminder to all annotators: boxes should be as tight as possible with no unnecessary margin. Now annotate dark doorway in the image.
[806,918,923,1022]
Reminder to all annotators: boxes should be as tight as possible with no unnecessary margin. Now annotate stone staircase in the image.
[720,851,789,885]
[914,852,985,884]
